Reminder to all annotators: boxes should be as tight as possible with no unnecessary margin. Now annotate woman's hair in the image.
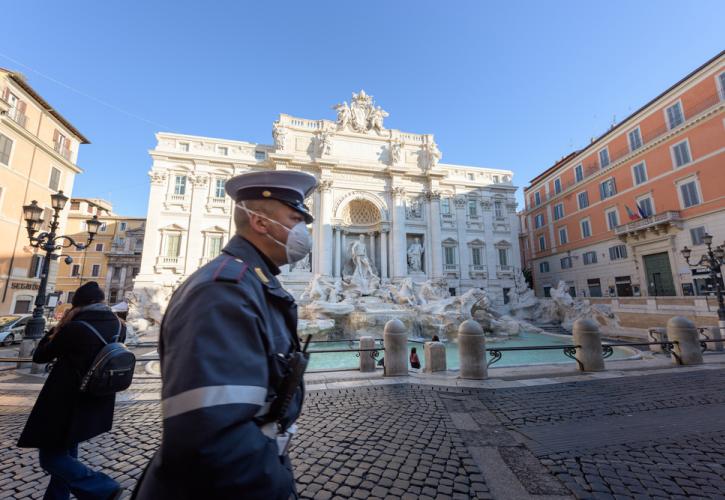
[411,347,417,354]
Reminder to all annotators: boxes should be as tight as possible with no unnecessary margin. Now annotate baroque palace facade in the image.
[134,91,520,303]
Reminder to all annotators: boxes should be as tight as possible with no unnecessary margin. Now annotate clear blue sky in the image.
[2,1,723,216]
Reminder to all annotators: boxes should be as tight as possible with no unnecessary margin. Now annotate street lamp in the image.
[681,232,725,339]
[18,191,101,372]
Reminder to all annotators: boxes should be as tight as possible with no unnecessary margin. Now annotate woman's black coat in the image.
[17,307,126,449]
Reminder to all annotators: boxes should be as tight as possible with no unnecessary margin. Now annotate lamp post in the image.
[681,233,725,339]
[18,192,101,372]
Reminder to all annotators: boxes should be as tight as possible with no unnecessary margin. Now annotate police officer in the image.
[133,170,317,500]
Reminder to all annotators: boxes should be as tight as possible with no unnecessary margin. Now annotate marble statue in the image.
[390,140,402,165]
[332,101,351,129]
[334,90,389,134]
[317,131,333,156]
[369,106,388,133]
[350,234,376,283]
[272,122,287,151]
[422,140,441,171]
[407,238,424,273]
[292,252,311,272]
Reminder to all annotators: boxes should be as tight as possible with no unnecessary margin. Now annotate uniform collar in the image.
[222,235,282,286]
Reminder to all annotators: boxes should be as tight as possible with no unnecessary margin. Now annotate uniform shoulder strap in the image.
[212,255,249,283]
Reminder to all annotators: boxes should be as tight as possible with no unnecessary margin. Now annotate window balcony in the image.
[154,255,184,273]
[169,193,187,202]
[614,210,683,242]
[469,264,487,277]
[7,107,27,128]
[497,264,514,277]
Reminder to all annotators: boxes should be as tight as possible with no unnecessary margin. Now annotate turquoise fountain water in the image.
[306,331,635,371]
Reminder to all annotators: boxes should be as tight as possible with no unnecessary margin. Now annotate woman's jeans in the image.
[38,445,119,500]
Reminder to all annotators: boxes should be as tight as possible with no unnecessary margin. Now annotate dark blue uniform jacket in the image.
[134,236,303,499]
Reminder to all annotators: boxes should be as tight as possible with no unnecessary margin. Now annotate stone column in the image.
[370,232,377,272]
[334,226,342,278]
[391,187,407,280]
[454,197,470,281]
[427,192,443,278]
[383,319,408,377]
[458,320,486,379]
[118,266,128,297]
[359,336,376,372]
[318,180,334,277]
[104,266,114,297]
[667,316,703,365]
[380,228,388,280]
[572,318,605,372]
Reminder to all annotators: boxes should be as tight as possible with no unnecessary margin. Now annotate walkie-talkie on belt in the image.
[265,334,312,429]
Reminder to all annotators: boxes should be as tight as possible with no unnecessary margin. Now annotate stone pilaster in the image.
[391,186,407,280]
[426,190,443,278]
[454,196,470,280]
[317,179,334,277]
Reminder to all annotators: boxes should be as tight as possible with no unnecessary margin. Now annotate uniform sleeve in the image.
[158,280,294,498]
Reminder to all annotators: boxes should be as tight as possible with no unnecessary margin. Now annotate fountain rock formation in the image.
[507,272,620,333]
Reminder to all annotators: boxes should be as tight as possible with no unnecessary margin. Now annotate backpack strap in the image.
[112,319,123,342]
[76,320,108,346]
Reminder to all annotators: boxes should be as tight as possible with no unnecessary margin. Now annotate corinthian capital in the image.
[391,186,406,199]
[317,179,334,192]
[149,170,168,185]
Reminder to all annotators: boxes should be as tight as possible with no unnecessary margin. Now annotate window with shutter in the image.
[672,141,691,167]
[628,128,643,151]
[680,181,700,208]
[633,162,647,185]
[49,167,61,191]
[666,102,684,129]
[574,164,583,182]
[690,227,706,245]
[0,133,13,165]
[599,148,610,168]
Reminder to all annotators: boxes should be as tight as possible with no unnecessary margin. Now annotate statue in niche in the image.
[407,237,424,273]
[332,101,351,129]
[369,106,388,133]
[350,234,376,281]
[272,122,287,151]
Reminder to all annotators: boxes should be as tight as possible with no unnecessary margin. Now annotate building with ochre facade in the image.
[521,52,725,298]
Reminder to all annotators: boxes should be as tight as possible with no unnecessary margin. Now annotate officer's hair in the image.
[234,200,276,230]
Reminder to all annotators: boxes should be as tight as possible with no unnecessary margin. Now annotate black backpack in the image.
[77,319,136,396]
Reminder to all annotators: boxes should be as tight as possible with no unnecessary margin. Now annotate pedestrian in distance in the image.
[133,170,317,500]
[17,281,125,500]
[410,347,421,369]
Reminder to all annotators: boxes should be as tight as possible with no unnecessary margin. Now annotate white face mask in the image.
[238,202,312,264]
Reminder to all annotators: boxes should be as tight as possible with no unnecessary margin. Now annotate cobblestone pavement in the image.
[0,368,724,498]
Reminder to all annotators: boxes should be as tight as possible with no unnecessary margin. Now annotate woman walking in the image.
[18,281,125,500]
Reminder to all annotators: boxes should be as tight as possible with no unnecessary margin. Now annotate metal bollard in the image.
[383,319,408,377]
[572,318,605,372]
[667,316,703,365]
[648,327,669,355]
[458,320,486,379]
[424,341,446,373]
[359,336,376,372]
